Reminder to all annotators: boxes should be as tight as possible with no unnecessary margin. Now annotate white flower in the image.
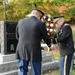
[48,18,51,21]
[50,23,54,27]
[47,28,49,31]
[50,29,53,32]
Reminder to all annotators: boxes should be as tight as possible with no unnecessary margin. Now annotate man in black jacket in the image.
[53,16,74,75]
[16,9,51,75]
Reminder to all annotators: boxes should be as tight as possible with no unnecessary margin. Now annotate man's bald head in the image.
[30,9,44,20]
[31,10,43,17]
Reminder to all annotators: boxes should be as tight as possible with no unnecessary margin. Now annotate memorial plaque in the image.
[5,21,18,54]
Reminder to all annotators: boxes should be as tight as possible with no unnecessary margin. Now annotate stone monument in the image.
[0,21,17,54]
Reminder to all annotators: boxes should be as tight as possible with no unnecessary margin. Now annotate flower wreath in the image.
[42,13,56,38]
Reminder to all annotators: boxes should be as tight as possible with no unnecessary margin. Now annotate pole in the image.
[3,0,6,20]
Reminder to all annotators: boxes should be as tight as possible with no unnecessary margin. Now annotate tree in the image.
[0,0,4,20]
[0,0,75,21]
[6,0,32,21]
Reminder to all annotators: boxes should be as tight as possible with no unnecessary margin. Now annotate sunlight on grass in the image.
[72,26,75,42]
[72,30,75,42]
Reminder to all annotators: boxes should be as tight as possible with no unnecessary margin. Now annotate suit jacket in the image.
[56,22,74,56]
[16,16,51,61]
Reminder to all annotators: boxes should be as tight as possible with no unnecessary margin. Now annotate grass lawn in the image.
[71,25,75,42]
[43,51,75,75]
[43,25,75,75]
[43,63,75,75]
[43,69,75,75]
[72,29,75,42]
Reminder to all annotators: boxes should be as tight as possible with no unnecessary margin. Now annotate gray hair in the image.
[31,12,40,17]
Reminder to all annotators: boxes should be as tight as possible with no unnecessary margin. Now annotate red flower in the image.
[46,15,48,19]
[49,19,52,23]
[48,31,52,36]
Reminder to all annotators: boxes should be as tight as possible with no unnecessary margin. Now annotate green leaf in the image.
[43,0,48,3]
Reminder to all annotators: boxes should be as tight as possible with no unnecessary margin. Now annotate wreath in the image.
[42,13,56,38]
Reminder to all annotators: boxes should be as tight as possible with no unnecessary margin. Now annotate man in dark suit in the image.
[53,16,75,75]
[16,9,51,75]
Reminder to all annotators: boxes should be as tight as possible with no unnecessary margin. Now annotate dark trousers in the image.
[59,54,73,75]
[18,59,41,75]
